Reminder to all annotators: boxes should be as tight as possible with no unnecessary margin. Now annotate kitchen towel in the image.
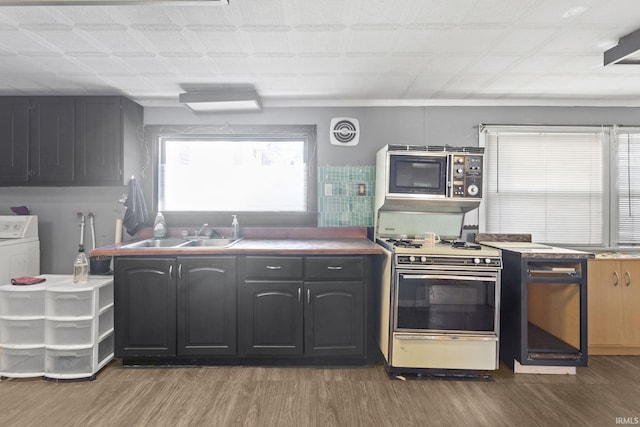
[122,177,149,236]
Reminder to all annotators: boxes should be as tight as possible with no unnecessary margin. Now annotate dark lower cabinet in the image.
[240,281,304,356]
[239,255,367,359]
[115,257,177,358]
[115,256,236,359]
[116,254,369,364]
[305,281,364,357]
[177,257,236,356]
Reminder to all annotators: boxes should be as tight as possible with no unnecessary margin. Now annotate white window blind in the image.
[617,132,640,245]
[481,128,604,246]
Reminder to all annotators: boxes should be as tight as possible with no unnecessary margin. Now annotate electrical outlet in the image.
[324,183,333,196]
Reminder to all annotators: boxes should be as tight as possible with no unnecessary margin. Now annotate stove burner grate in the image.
[386,238,423,249]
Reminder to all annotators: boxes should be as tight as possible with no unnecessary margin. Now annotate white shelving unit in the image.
[0,275,114,380]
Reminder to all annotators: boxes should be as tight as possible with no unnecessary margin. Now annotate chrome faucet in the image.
[195,223,208,239]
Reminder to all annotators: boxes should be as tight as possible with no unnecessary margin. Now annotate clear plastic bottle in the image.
[232,215,240,239]
[153,212,167,239]
[73,245,89,284]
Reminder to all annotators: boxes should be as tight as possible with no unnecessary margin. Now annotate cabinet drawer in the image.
[243,256,303,280]
[305,257,364,280]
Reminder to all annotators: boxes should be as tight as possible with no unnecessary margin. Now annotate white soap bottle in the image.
[232,215,240,239]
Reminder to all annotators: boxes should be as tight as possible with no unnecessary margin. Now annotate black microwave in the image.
[376,145,484,202]
[388,153,448,196]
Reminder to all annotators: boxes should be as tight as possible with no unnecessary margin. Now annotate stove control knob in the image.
[474,258,481,264]
[421,256,427,263]
[485,258,492,264]
[409,256,416,262]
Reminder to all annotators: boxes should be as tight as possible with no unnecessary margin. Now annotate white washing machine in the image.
[0,215,40,285]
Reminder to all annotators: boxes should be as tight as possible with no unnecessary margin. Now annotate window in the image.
[616,128,640,246]
[147,125,317,227]
[480,126,606,246]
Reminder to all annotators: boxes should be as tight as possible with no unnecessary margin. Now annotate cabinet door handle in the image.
[625,271,631,287]
[307,289,310,304]
[613,271,620,287]
[169,265,173,280]
[327,266,343,271]
[266,265,282,270]
[298,287,301,302]
[178,264,182,279]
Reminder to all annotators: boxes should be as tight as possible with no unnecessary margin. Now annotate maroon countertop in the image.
[90,227,384,257]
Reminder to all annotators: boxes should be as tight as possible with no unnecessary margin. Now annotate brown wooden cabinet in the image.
[588,258,640,355]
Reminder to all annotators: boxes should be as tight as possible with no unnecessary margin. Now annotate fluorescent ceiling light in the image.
[0,0,228,4]
[179,88,263,113]
[604,28,640,65]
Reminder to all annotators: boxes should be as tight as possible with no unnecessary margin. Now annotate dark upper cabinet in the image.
[114,257,177,358]
[0,98,29,184]
[75,96,143,185]
[29,97,76,184]
[177,256,237,356]
[0,95,143,186]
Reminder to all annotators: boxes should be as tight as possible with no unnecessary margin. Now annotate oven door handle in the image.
[400,274,496,282]
[395,334,497,341]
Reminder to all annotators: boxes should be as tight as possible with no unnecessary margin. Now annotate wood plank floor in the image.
[1,356,638,427]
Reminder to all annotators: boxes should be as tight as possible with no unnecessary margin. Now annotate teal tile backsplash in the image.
[318,166,375,227]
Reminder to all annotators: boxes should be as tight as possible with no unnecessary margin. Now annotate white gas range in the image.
[377,237,501,269]
[374,212,502,374]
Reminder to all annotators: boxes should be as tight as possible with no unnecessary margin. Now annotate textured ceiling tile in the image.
[467,55,521,75]
[488,28,558,55]
[236,0,288,26]
[406,0,476,25]
[400,73,452,98]
[462,0,540,24]
[195,32,245,53]
[1,0,640,105]
[294,31,345,54]
[349,0,418,25]
[80,31,152,53]
[536,28,617,55]
[247,31,293,54]
[346,30,397,53]
[289,0,349,26]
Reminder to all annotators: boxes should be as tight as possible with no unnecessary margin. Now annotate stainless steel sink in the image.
[120,238,193,249]
[120,237,242,249]
[183,238,242,247]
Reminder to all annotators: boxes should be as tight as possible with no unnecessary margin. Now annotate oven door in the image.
[394,269,499,335]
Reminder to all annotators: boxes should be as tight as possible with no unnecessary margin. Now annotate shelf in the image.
[0,275,113,379]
